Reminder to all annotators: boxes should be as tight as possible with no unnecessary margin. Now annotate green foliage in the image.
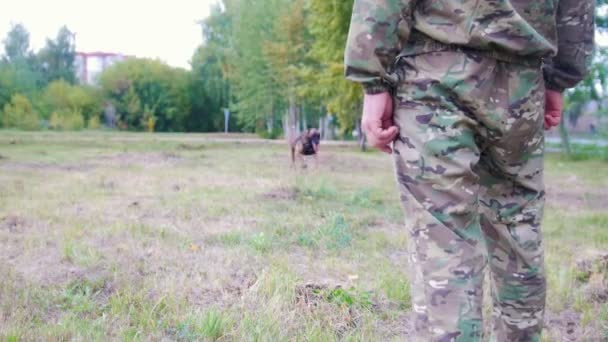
[195,0,361,137]
[87,115,101,129]
[229,0,284,131]
[42,80,102,123]
[189,46,230,132]
[325,287,372,309]
[49,109,85,131]
[306,0,361,134]
[38,26,76,84]
[2,23,32,64]
[249,232,272,253]
[0,29,44,111]
[99,58,191,131]
[190,4,236,133]
[1,93,39,130]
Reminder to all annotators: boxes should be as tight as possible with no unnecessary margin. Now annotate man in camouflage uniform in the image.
[345,1,595,341]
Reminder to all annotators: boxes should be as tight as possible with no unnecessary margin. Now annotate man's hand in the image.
[362,92,399,154]
[545,89,563,130]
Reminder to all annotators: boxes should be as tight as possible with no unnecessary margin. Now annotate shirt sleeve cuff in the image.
[545,81,565,93]
[362,80,392,95]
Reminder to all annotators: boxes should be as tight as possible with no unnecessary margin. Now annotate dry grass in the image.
[0,131,607,341]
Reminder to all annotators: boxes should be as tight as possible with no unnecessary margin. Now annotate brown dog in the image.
[290,128,321,168]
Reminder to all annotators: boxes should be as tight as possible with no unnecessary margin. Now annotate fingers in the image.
[370,123,399,141]
[378,145,393,154]
[544,109,562,130]
[361,92,398,153]
[363,120,399,153]
[363,118,398,141]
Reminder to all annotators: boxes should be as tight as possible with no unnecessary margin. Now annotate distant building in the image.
[75,52,132,85]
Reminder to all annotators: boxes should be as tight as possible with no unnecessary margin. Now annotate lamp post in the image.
[224,108,230,134]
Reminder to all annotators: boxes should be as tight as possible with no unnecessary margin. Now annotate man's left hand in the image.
[545,89,563,130]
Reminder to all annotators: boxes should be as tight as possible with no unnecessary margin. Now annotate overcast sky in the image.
[1,0,217,69]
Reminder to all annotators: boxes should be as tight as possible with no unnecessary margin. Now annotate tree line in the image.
[0,24,235,133]
[0,1,361,139]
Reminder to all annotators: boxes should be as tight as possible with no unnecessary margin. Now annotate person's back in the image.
[345,0,594,341]
[345,0,594,94]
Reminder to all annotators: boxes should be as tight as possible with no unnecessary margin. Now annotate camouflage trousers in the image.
[392,51,546,342]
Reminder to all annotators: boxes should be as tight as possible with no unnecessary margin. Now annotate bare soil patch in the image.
[262,186,299,201]
[546,183,608,211]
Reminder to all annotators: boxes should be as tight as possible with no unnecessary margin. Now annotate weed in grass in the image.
[249,232,272,253]
[207,231,244,247]
[199,310,225,340]
[350,188,384,207]
[108,289,174,335]
[6,335,19,342]
[60,278,106,314]
[379,273,411,310]
[297,232,317,248]
[322,215,353,250]
[251,265,298,302]
[326,287,372,309]
[294,214,353,250]
[63,240,101,267]
[175,309,228,341]
[297,177,338,201]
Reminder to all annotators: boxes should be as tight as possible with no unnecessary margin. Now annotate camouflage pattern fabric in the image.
[344,0,595,94]
[393,51,546,341]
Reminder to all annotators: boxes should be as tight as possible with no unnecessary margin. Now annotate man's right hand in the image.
[362,92,399,154]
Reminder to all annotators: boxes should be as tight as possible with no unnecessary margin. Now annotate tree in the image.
[263,0,309,141]
[306,0,363,144]
[229,0,284,133]
[38,26,77,84]
[189,46,230,132]
[0,23,45,111]
[190,3,236,132]
[2,23,31,64]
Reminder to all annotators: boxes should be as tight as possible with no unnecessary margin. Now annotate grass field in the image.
[1,131,607,341]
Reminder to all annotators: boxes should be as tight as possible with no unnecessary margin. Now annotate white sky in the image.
[0,0,217,69]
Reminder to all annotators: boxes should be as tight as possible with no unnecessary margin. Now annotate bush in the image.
[87,115,101,129]
[1,94,40,130]
[49,109,85,131]
[42,80,103,124]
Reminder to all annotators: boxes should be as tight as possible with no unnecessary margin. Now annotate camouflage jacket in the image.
[344,0,595,94]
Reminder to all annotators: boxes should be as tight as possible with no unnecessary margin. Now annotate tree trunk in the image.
[324,114,335,140]
[319,116,325,139]
[286,92,298,143]
[559,112,572,156]
[356,119,367,151]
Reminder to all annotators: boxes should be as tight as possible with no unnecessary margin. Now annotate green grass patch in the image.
[63,240,102,267]
[379,273,412,310]
[174,309,229,341]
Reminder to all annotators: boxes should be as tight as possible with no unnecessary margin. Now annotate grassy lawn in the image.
[1,131,607,341]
